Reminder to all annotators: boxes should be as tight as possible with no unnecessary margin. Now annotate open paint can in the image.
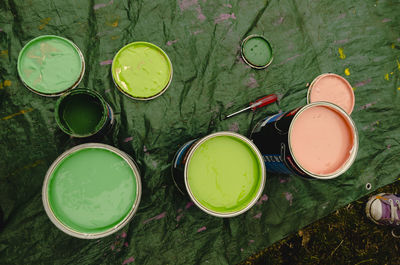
[55,89,114,138]
[172,132,266,217]
[42,143,142,239]
[241,35,273,69]
[250,102,358,179]
[307,73,355,115]
[17,35,85,97]
[111,41,173,100]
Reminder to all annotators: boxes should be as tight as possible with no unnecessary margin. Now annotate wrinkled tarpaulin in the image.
[0,0,399,264]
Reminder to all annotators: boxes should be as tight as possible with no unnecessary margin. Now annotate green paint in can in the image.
[241,35,273,69]
[55,89,113,138]
[42,144,141,239]
[111,42,173,100]
[17,35,85,96]
[181,132,266,217]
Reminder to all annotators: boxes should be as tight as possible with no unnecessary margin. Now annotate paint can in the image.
[111,41,173,100]
[42,143,142,239]
[307,73,355,115]
[55,89,114,138]
[172,132,266,217]
[241,35,273,69]
[250,102,358,179]
[17,35,85,97]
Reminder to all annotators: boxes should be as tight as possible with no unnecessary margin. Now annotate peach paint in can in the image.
[250,102,358,179]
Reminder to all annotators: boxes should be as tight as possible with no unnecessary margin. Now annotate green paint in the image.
[47,148,137,234]
[112,42,172,99]
[242,36,272,67]
[57,91,106,136]
[187,135,263,214]
[17,35,83,95]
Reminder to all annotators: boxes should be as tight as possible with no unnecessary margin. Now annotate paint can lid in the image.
[111,41,173,100]
[308,73,355,115]
[241,35,273,69]
[17,35,85,97]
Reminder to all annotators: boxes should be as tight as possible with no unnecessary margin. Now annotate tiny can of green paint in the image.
[172,132,266,218]
[42,143,142,239]
[241,35,274,69]
[17,35,85,97]
[55,89,114,138]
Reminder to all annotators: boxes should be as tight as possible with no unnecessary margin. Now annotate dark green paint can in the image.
[55,89,114,138]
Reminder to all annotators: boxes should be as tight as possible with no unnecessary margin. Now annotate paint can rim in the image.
[54,89,110,138]
[183,131,266,218]
[307,73,355,115]
[111,41,173,101]
[17,35,85,97]
[288,102,359,179]
[42,143,142,239]
[240,34,274,69]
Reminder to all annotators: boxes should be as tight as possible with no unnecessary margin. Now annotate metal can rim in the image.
[307,73,355,115]
[183,131,266,218]
[54,89,110,138]
[240,34,274,70]
[110,41,173,101]
[17,35,85,97]
[42,143,142,239]
[288,102,359,180]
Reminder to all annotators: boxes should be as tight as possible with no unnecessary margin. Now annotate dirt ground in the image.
[240,180,400,265]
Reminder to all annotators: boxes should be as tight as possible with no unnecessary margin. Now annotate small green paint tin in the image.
[111,41,173,100]
[55,89,114,138]
[42,143,142,239]
[241,35,273,69]
[17,35,85,97]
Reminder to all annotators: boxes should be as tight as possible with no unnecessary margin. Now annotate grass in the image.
[240,180,400,265]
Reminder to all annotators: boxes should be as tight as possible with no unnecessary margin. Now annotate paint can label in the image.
[251,107,310,178]
[171,139,198,195]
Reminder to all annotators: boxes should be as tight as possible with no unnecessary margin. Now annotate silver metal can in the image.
[172,131,266,217]
[42,143,142,239]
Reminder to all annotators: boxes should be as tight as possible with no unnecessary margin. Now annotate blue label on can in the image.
[263,154,293,175]
[173,139,197,168]
[106,104,114,125]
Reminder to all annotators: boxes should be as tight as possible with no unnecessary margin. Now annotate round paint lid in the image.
[55,89,109,138]
[241,35,273,69]
[17,35,84,96]
[111,42,173,100]
[308,73,355,115]
[185,133,265,217]
[43,144,140,238]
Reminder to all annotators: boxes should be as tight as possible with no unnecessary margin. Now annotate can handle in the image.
[274,115,289,135]
[280,143,308,177]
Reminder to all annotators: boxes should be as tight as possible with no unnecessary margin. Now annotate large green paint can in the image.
[42,143,142,239]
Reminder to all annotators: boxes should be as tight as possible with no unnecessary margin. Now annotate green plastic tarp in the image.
[1,0,400,264]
